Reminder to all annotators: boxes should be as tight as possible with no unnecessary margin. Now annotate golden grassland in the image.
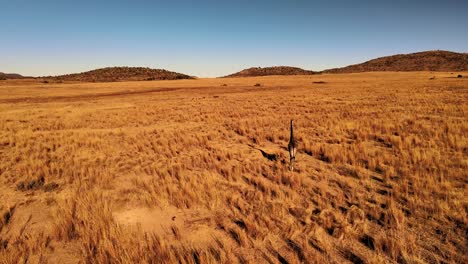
[0,72,467,263]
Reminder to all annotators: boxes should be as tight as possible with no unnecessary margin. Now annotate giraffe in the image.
[288,119,297,171]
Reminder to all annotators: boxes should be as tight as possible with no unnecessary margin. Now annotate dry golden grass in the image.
[0,72,467,263]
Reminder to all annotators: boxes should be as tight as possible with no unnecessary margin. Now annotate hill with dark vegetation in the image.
[323,50,468,73]
[46,67,194,82]
[224,66,315,77]
[0,72,26,80]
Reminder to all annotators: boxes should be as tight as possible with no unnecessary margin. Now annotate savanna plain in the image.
[0,72,466,263]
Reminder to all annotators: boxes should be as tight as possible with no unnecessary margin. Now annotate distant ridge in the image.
[224,66,315,78]
[0,72,26,80]
[4,50,467,82]
[46,67,194,82]
[323,50,468,73]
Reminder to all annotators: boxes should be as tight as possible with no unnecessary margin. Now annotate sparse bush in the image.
[44,182,59,192]
[0,206,15,231]
[16,176,45,191]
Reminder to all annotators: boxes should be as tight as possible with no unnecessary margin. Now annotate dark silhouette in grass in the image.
[288,120,298,171]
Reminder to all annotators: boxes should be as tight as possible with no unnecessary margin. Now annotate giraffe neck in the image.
[290,120,294,141]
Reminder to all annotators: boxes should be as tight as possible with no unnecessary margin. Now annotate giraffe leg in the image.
[289,158,295,171]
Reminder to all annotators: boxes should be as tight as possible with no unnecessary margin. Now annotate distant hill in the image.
[323,50,468,73]
[224,66,315,78]
[46,67,194,82]
[0,72,26,80]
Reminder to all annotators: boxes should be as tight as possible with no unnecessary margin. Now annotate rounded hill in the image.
[224,66,315,78]
[47,67,194,82]
[323,50,468,73]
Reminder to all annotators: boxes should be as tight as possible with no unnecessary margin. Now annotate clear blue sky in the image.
[1,0,467,77]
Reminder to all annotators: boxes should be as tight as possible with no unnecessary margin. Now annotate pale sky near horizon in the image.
[1,0,467,77]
